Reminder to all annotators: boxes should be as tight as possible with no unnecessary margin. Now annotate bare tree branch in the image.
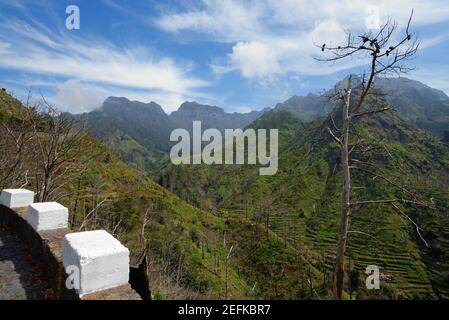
[316,10,421,299]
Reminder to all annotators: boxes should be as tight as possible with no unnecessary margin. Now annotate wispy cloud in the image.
[155,0,449,81]
[52,80,192,114]
[0,10,209,113]
[0,20,207,92]
[1,0,448,113]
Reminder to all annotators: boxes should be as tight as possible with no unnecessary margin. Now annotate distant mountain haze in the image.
[274,77,449,138]
[71,77,449,175]
[74,97,267,175]
[275,93,334,122]
[159,96,449,299]
[171,101,265,133]
[375,77,449,138]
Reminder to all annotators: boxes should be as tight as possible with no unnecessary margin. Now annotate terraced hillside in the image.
[160,108,449,299]
[1,90,326,299]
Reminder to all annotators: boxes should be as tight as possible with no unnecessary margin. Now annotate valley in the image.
[2,76,449,300]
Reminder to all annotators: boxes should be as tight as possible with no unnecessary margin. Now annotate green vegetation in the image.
[3,81,449,299]
[160,106,449,299]
[0,93,322,299]
[274,77,449,140]
[75,97,264,178]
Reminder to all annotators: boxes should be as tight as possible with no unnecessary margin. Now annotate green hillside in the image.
[160,107,449,299]
[72,98,265,178]
[4,85,448,299]
[2,90,324,299]
[274,77,449,139]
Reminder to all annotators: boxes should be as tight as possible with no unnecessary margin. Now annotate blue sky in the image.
[1,0,449,114]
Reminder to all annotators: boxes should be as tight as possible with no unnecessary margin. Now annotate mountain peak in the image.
[104,96,130,104]
[375,77,449,102]
[178,101,224,114]
[274,76,449,138]
[103,96,165,114]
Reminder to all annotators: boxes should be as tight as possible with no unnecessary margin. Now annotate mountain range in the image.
[71,98,264,175]
[159,90,449,299]
[72,77,449,177]
[68,77,449,298]
[4,74,449,299]
[275,77,449,139]
[1,89,286,299]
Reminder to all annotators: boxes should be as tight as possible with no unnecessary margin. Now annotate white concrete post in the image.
[27,202,69,231]
[63,230,130,296]
[0,189,34,208]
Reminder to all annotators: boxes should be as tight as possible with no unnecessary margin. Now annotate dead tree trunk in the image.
[334,76,352,299]
[317,11,419,299]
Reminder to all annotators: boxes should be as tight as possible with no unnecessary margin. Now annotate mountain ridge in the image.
[71,77,449,177]
[274,76,449,138]
[74,97,267,175]
[159,97,449,299]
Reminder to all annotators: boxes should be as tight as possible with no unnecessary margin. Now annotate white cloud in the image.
[0,19,209,113]
[0,24,206,93]
[54,80,105,113]
[228,42,281,79]
[0,40,10,52]
[51,79,215,114]
[155,0,264,42]
[156,0,449,80]
[232,105,256,114]
[13,78,190,114]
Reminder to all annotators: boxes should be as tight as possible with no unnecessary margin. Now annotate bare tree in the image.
[0,92,36,189]
[224,244,234,300]
[317,11,422,299]
[29,98,93,202]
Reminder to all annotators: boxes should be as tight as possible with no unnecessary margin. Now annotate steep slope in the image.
[0,90,250,299]
[2,90,323,299]
[275,93,334,121]
[100,129,167,175]
[375,77,449,138]
[0,88,27,120]
[274,77,449,139]
[160,106,449,299]
[75,98,266,176]
[76,97,175,174]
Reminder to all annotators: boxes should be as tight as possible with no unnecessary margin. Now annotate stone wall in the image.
[0,189,147,300]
